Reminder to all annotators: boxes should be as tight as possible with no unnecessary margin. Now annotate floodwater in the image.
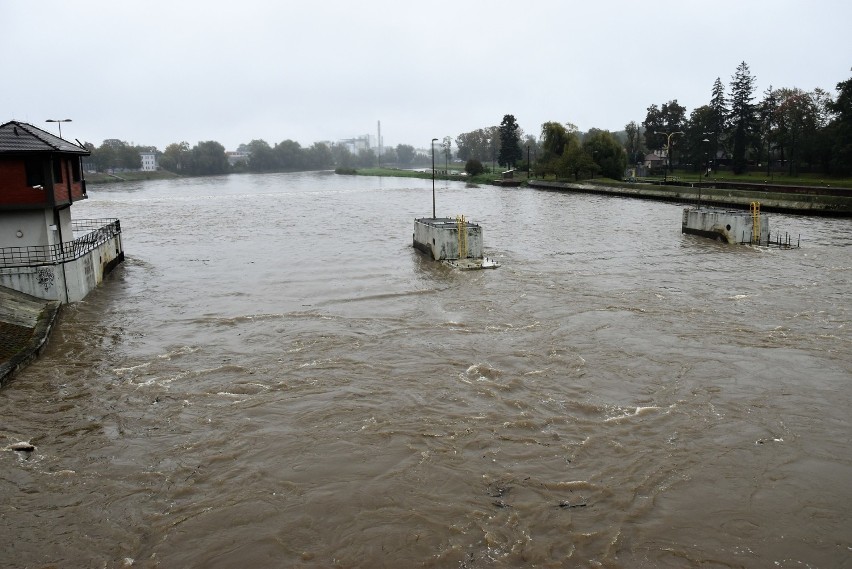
[1,172,850,568]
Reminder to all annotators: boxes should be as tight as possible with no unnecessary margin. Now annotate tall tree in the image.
[274,139,304,170]
[559,138,597,181]
[685,105,716,172]
[729,61,757,174]
[498,114,522,168]
[774,88,820,176]
[708,77,728,171]
[441,136,452,171]
[160,141,191,173]
[396,144,416,166]
[826,73,852,175]
[583,129,627,179]
[624,121,642,165]
[245,139,276,172]
[643,100,686,172]
[190,141,228,175]
[304,142,334,170]
[455,127,497,162]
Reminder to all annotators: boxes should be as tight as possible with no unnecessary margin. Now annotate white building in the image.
[140,150,157,171]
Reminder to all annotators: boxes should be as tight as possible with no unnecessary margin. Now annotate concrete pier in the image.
[413,217,499,269]
[681,207,769,244]
[413,217,483,261]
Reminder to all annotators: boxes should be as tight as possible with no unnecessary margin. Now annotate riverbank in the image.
[0,287,60,386]
[85,170,180,184]
[528,179,852,216]
[343,168,852,214]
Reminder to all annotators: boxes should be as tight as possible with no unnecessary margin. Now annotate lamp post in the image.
[46,118,72,139]
[431,138,438,219]
[526,145,530,179]
[699,138,710,208]
[655,130,683,183]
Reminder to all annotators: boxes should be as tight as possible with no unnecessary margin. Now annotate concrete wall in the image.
[0,233,124,302]
[0,210,51,249]
[0,208,72,250]
[413,219,483,261]
[681,208,769,244]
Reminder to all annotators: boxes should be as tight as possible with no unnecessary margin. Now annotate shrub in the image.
[465,159,485,176]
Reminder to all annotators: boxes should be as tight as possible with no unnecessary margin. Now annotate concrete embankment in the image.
[527,180,852,216]
[0,287,60,386]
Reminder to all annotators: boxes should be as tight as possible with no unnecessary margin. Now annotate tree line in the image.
[83,138,433,176]
[84,65,851,180]
[456,114,627,180]
[636,63,852,176]
[456,65,852,180]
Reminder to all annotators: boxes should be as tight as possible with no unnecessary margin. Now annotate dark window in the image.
[52,158,63,183]
[25,158,45,186]
[71,158,81,182]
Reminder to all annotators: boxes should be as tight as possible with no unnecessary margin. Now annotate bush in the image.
[465,159,485,176]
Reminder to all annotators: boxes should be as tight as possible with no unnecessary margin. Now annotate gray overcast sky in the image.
[3,0,850,151]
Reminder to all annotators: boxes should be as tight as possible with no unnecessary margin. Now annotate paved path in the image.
[0,286,60,386]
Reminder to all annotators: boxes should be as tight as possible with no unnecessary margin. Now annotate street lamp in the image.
[46,118,72,139]
[698,138,710,208]
[431,138,438,219]
[655,130,683,183]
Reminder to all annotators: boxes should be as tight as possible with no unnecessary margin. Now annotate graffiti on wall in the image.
[36,267,54,292]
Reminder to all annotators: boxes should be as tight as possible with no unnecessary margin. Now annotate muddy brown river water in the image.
[1,172,850,568]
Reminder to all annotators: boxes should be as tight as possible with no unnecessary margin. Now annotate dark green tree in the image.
[642,100,686,152]
[624,121,643,165]
[559,140,598,181]
[274,139,304,170]
[729,61,757,174]
[304,142,334,170]
[684,105,715,172]
[331,144,353,168]
[356,148,377,167]
[827,73,852,174]
[396,144,416,166]
[498,114,522,168]
[582,129,627,180]
[464,159,485,176]
[159,142,190,172]
[456,127,499,163]
[708,77,727,171]
[190,141,228,175]
[244,140,275,172]
[758,86,778,174]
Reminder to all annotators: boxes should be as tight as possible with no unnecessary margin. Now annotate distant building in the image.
[338,134,375,154]
[644,151,665,169]
[140,150,157,171]
[0,120,124,303]
[226,151,249,167]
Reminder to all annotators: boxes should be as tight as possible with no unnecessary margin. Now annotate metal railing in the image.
[0,219,121,269]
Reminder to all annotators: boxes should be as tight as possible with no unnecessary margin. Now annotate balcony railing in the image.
[0,219,121,269]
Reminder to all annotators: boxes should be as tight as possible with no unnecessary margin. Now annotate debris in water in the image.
[558,500,587,509]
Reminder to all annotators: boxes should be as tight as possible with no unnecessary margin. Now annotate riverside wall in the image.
[526,179,852,216]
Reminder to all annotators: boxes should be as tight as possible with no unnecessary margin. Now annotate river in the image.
[1,171,850,568]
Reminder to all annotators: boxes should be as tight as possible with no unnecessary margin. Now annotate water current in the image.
[1,172,850,568]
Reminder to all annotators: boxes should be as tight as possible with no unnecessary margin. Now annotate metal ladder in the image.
[456,215,467,259]
[750,202,761,244]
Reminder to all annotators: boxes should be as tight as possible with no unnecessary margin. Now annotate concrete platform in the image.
[0,286,60,386]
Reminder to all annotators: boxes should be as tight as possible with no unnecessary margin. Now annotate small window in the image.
[71,157,81,182]
[25,158,45,186]
[52,158,63,183]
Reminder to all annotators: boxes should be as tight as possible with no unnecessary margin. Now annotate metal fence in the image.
[0,219,121,269]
